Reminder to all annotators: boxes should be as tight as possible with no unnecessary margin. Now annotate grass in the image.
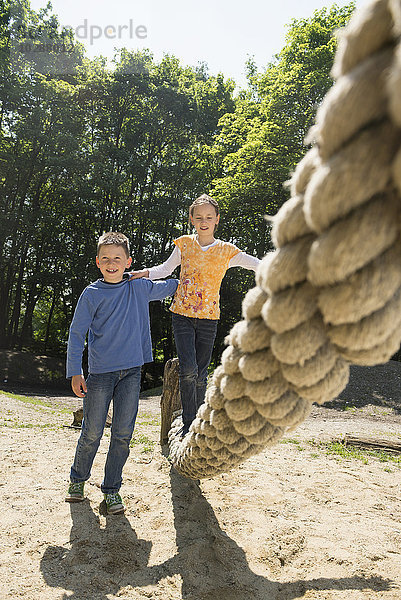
[130,433,155,453]
[317,441,370,464]
[0,389,71,414]
[0,418,59,430]
[317,440,401,468]
[1,389,161,441]
[312,440,401,466]
[280,438,305,451]
[3,387,399,469]
[138,414,161,426]
[280,437,401,470]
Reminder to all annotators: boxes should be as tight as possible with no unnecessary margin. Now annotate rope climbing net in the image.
[168,0,401,479]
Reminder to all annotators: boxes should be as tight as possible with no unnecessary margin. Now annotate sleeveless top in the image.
[170,234,240,319]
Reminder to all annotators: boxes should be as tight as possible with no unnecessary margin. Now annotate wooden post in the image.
[72,406,113,428]
[160,357,181,445]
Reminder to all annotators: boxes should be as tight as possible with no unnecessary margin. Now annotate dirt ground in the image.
[1,363,401,600]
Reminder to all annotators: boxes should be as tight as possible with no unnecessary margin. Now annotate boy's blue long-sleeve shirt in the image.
[66,276,178,378]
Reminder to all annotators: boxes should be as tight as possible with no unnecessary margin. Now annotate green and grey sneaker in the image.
[104,492,125,515]
[65,481,85,503]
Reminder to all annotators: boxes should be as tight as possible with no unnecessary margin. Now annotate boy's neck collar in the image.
[101,273,130,285]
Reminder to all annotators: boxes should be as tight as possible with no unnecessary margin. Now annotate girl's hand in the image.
[71,374,87,398]
[129,269,149,280]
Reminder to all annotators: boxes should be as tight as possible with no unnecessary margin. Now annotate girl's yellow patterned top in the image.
[170,235,240,320]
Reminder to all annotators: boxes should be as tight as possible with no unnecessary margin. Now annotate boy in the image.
[66,232,178,514]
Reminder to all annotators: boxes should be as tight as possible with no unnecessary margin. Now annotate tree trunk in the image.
[8,242,29,345]
[17,282,41,349]
[160,357,181,445]
[44,286,58,353]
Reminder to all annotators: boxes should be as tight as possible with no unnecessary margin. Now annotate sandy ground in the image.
[1,364,401,600]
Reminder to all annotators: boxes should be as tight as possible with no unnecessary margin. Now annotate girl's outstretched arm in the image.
[131,246,181,280]
[228,251,261,271]
[130,268,149,279]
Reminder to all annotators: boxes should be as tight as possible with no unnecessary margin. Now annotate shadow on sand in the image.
[40,464,394,600]
[328,361,401,414]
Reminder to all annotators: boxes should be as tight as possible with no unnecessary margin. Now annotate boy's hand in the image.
[129,269,149,280]
[71,374,87,398]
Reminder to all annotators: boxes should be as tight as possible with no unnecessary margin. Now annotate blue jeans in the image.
[70,366,141,494]
[172,313,218,428]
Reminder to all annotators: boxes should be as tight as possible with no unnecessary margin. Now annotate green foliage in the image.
[281,436,401,468]
[0,2,236,355]
[311,440,401,467]
[211,4,356,244]
[209,3,356,360]
[129,433,155,453]
[0,1,365,374]
[0,389,70,413]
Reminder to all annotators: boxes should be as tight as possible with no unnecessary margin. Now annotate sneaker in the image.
[65,481,85,503]
[104,492,125,515]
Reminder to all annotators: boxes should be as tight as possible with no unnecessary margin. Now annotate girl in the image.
[131,194,260,437]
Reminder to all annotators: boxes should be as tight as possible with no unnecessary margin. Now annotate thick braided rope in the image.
[169,0,401,479]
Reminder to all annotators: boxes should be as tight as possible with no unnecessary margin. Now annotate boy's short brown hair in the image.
[97,232,130,258]
[189,194,219,217]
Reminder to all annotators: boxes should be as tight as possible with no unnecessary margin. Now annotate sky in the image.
[28,0,370,88]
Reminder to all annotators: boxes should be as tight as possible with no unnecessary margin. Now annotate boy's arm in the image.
[145,278,179,301]
[228,252,261,271]
[66,292,95,396]
[130,247,181,280]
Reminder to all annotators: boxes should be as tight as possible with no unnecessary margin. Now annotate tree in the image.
[0,3,236,357]
[1,1,365,377]
[208,3,356,361]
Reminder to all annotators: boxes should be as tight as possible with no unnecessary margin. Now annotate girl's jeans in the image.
[172,313,218,428]
[70,366,141,494]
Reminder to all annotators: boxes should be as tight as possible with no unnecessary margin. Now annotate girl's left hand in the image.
[128,269,149,280]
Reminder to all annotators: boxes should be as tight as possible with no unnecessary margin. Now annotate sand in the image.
[1,370,401,600]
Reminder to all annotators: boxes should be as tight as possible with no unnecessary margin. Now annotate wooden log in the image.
[72,408,83,428]
[341,434,401,454]
[160,357,181,445]
[71,406,113,428]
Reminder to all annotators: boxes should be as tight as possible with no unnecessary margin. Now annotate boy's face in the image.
[190,203,220,237]
[96,245,132,283]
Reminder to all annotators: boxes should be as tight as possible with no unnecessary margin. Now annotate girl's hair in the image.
[189,194,219,217]
[97,231,130,257]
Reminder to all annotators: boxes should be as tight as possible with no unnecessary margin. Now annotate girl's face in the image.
[190,203,220,238]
